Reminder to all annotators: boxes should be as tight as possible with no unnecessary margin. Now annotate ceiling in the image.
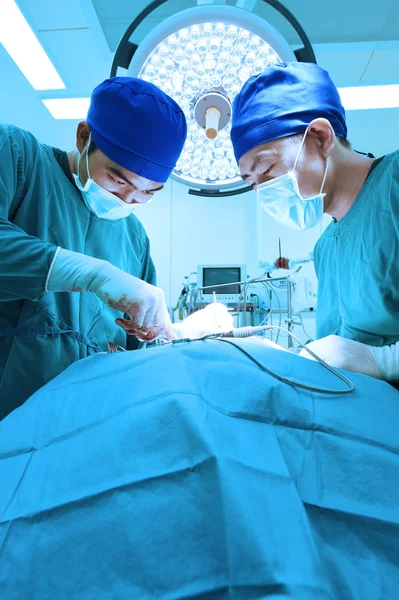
[18,0,399,91]
[92,0,399,50]
[2,0,399,147]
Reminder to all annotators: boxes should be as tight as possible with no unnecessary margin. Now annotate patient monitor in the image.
[197,264,247,304]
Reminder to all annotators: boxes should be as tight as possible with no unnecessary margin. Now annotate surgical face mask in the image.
[73,134,147,220]
[257,129,329,231]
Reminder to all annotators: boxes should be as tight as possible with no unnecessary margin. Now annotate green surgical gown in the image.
[315,150,399,347]
[0,124,156,420]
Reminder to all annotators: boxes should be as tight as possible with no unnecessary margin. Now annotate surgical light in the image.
[134,20,283,189]
[0,0,65,91]
[112,3,311,194]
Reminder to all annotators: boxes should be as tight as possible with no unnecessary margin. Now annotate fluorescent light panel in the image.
[338,84,399,110]
[0,0,65,90]
[42,98,90,119]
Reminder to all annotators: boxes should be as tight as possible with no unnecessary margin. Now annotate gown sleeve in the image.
[139,237,157,286]
[0,125,58,302]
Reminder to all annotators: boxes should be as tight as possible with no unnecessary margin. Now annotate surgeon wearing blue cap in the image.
[231,62,399,384]
[0,77,187,420]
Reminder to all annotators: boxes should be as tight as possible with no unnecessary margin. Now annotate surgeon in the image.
[0,76,187,420]
[231,62,399,384]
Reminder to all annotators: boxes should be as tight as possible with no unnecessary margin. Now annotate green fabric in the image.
[315,150,399,346]
[52,146,75,185]
[0,124,156,420]
[366,155,384,178]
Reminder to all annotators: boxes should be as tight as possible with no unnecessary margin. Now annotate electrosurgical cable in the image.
[261,280,282,343]
[215,325,355,395]
[121,320,354,394]
[297,311,313,342]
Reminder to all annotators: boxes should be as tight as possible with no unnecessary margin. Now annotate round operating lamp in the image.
[111,1,316,196]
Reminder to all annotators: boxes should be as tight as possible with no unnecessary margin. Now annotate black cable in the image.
[214,337,355,395]
[260,0,316,64]
[188,185,252,197]
[110,0,169,76]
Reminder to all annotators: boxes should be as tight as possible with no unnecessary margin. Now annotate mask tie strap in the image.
[77,152,82,181]
[85,132,92,180]
[319,156,329,194]
[292,125,309,174]
[292,125,329,195]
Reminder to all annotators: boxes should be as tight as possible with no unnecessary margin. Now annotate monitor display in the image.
[202,267,242,295]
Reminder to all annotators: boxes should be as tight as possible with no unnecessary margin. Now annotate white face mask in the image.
[257,128,329,231]
[73,134,149,220]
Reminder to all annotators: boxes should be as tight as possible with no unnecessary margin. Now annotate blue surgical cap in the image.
[231,62,347,163]
[87,77,187,183]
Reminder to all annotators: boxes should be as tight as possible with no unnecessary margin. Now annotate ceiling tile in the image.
[360,48,399,84]
[19,0,89,31]
[315,48,373,86]
[256,0,397,44]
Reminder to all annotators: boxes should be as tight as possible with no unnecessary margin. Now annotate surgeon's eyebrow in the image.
[107,165,135,186]
[107,165,164,191]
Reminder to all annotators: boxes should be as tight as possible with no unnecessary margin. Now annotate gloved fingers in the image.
[140,303,158,334]
[138,290,168,334]
[115,317,151,336]
[160,326,178,342]
[152,297,174,332]
[115,318,168,342]
[299,335,384,380]
[115,317,139,333]
[125,301,150,332]
[370,344,396,381]
[136,326,176,342]
[135,326,163,342]
[151,305,176,341]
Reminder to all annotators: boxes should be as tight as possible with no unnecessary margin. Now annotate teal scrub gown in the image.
[315,150,399,348]
[0,124,156,420]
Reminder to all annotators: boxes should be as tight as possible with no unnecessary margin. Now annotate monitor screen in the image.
[202,267,242,295]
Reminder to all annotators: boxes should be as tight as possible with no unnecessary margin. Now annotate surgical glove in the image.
[46,247,173,341]
[370,342,399,381]
[299,335,382,379]
[171,303,234,340]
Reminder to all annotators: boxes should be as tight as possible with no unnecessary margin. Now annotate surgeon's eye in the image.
[249,164,275,190]
[109,174,125,185]
[262,165,273,177]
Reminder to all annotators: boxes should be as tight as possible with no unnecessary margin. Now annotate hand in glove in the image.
[171,303,234,340]
[47,248,173,342]
[299,335,383,380]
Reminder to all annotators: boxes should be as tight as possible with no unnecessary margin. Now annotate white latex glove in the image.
[95,273,173,342]
[46,248,173,342]
[299,335,383,380]
[171,303,234,340]
[370,343,399,381]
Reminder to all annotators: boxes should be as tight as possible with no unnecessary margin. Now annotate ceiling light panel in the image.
[0,0,65,90]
